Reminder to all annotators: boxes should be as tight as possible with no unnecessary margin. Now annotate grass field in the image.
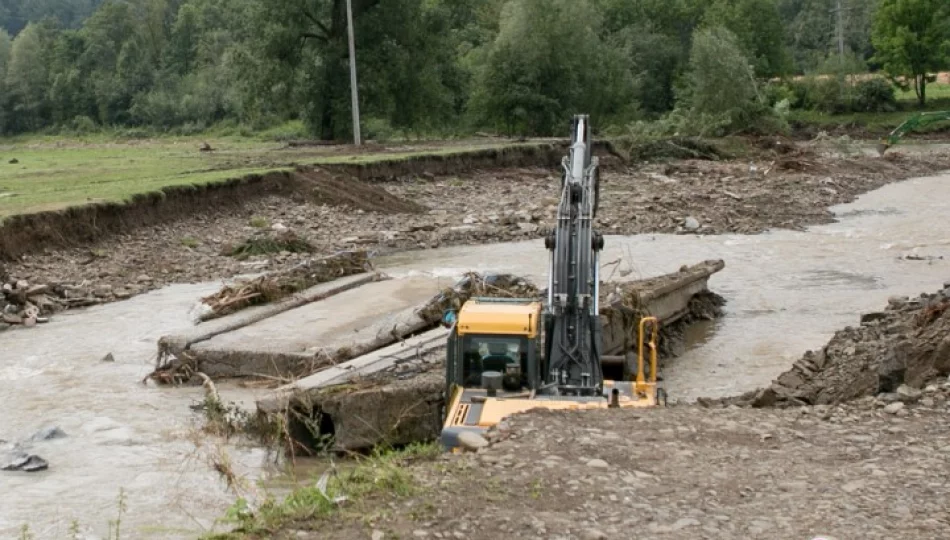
[0,136,527,219]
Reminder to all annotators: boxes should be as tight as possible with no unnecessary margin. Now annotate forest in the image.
[0,0,948,139]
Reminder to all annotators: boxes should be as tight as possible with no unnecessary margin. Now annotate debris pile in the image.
[195,250,373,321]
[712,283,950,408]
[419,272,540,323]
[1,276,67,328]
[223,230,315,261]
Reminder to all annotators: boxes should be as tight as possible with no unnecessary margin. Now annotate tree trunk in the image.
[919,75,927,108]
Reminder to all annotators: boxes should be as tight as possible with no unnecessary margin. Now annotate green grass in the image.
[0,134,533,219]
[896,82,950,102]
[789,96,950,135]
[206,442,441,539]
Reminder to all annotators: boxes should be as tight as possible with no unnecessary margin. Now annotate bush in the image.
[69,115,99,134]
[674,25,786,136]
[804,76,853,114]
[854,78,897,112]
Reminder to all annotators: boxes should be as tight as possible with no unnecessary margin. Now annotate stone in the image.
[517,222,539,233]
[581,529,608,540]
[887,296,908,309]
[2,453,48,472]
[883,402,905,414]
[586,458,609,469]
[841,480,865,493]
[372,531,385,540]
[672,518,700,531]
[31,426,67,441]
[101,353,115,363]
[896,384,922,403]
[457,431,489,451]
[860,312,887,324]
[683,217,700,231]
[412,531,429,538]
[136,274,152,283]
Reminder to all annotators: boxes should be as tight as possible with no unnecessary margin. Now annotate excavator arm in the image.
[878,111,950,155]
[543,114,605,397]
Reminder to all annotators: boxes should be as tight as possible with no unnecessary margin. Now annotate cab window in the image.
[460,334,528,388]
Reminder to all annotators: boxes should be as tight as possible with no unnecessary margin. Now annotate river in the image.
[1,169,949,538]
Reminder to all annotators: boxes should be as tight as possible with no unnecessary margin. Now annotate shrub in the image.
[854,78,897,112]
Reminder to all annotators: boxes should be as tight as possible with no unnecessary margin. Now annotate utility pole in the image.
[829,0,854,61]
[345,0,361,146]
[835,0,844,58]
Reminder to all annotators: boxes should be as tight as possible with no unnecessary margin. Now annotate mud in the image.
[5,141,950,320]
[0,144,567,261]
[713,284,950,408]
[259,399,950,540]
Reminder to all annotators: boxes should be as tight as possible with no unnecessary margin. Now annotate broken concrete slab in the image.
[258,327,449,414]
[261,260,726,453]
[164,275,450,379]
[158,272,380,359]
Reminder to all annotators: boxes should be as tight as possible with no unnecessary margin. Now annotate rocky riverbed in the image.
[5,141,950,322]
[254,395,950,540]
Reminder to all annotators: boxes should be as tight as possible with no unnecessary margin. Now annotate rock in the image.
[412,530,429,538]
[101,353,115,363]
[372,531,385,540]
[136,274,152,283]
[516,222,539,233]
[271,223,289,233]
[585,458,609,469]
[31,426,67,441]
[114,288,131,300]
[462,215,478,225]
[841,480,865,493]
[896,384,922,403]
[457,431,489,451]
[883,402,904,414]
[887,296,907,309]
[683,217,700,231]
[672,518,700,531]
[581,529,608,540]
[2,453,48,472]
[860,312,887,324]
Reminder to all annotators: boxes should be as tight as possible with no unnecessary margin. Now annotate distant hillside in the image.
[1,0,104,36]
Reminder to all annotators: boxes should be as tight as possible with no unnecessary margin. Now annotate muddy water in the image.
[0,283,276,539]
[2,170,949,538]
[378,171,950,401]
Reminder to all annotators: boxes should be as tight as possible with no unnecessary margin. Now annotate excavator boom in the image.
[878,110,950,155]
[543,114,604,396]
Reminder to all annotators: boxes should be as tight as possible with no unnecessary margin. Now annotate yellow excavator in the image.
[877,110,950,155]
[439,115,662,450]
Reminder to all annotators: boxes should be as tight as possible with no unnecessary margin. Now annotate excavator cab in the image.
[445,297,543,395]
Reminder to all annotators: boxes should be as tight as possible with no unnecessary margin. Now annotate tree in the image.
[469,0,639,136]
[676,25,783,135]
[871,0,950,106]
[0,29,12,132]
[703,0,790,77]
[5,22,56,131]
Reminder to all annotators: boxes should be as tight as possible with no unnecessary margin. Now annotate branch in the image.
[301,32,328,42]
[301,9,331,40]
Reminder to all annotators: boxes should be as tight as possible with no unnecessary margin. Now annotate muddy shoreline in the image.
[4,140,949,324]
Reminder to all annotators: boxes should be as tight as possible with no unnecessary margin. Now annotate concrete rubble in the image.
[248,261,725,453]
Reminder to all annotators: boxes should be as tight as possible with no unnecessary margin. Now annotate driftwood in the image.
[198,250,372,320]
